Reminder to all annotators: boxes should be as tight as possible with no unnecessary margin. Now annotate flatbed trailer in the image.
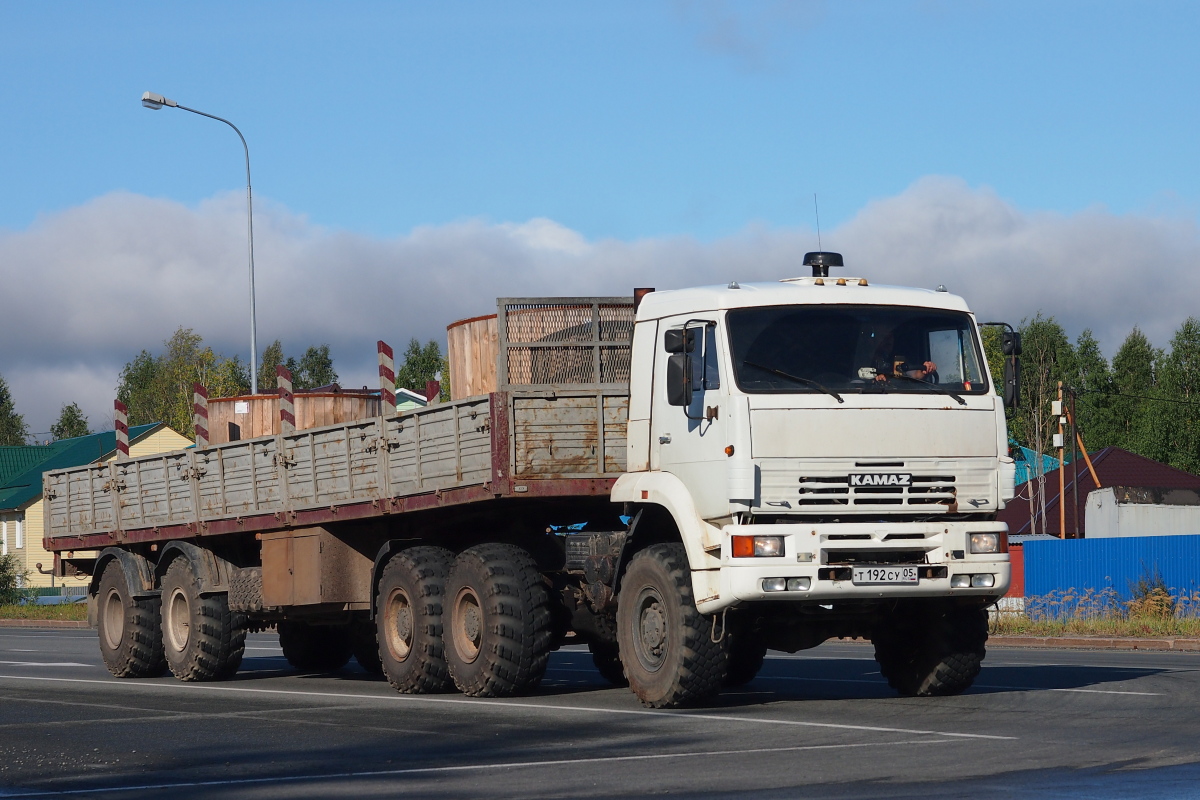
[46,388,628,552]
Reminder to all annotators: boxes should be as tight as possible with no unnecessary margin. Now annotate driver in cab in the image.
[868,330,937,383]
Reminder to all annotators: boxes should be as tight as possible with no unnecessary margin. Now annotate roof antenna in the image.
[813,193,822,252]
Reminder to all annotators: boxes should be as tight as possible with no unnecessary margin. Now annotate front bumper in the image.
[715,519,1010,605]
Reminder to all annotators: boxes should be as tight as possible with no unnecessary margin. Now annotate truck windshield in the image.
[727,304,989,396]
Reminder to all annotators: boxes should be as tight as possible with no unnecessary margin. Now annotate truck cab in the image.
[611,253,1017,700]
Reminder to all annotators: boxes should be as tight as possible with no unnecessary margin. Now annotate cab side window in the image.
[697,324,720,390]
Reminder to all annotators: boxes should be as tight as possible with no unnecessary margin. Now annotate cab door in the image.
[650,315,732,519]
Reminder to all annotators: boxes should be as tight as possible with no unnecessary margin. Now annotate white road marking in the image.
[0,738,961,798]
[546,666,1161,697]
[974,683,1162,696]
[0,661,91,668]
[0,673,1016,740]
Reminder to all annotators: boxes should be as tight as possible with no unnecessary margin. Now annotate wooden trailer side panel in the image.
[43,390,627,547]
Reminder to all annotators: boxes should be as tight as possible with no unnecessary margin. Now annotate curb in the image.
[0,619,90,629]
[989,635,1200,652]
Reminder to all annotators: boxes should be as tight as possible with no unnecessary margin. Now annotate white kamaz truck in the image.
[45,251,1019,708]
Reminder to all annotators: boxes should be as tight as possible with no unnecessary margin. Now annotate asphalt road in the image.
[1,629,1199,799]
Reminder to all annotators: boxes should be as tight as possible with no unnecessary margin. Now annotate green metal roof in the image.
[0,423,164,512]
[0,444,67,485]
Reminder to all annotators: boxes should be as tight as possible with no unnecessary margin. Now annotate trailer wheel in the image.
[588,640,628,686]
[616,543,728,708]
[376,546,453,693]
[351,618,383,675]
[95,560,166,678]
[873,601,988,697]
[444,543,553,697]
[160,557,247,681]
[278,621,353,672]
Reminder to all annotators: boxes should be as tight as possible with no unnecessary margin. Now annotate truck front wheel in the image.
[95,560,166,678]
[160,557,246,681]
[444,543,553,697]
[873,601,988,697]
[376,546,453,693]
[616,543,728,708]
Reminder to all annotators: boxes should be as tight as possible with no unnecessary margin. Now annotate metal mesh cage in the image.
[498,297,635,388]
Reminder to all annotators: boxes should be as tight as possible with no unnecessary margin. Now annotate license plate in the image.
[852,566,918,585]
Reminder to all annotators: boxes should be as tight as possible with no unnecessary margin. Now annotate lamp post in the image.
[141,91,260,395]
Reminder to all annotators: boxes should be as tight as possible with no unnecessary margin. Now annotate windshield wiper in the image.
[888,373,967,406]
[744,361,844,403]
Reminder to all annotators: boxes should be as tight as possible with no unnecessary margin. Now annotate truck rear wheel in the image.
[724,634,768,688]
[278,621,353,672]
[351,618,383,675]
[616,543,728,708]
[96,560,166,678]
[588,640,628,686]
[444,543,553,697]
[160,557,246,681]
[873,601,988,697]
[376,546,453,693]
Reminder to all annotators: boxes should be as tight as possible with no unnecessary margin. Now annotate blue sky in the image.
[3,1,1197,240]
[2,1,1200,435]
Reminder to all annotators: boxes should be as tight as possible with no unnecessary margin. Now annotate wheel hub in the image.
[102,588,124,651]
[166,587,191,653]
[452,587,483,663]
[385,588,414,660]
[639,601,667,657]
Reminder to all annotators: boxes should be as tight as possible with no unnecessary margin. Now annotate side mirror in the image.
[1003,356,1021,409]
[664,328,696,354]
[1002,331,1022,356]
[666,353,693,406]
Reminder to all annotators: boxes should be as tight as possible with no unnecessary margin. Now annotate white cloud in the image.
[2,176,1198,434]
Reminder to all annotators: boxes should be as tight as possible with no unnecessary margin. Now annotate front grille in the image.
[797,474,957,507]
[825,549,928,565]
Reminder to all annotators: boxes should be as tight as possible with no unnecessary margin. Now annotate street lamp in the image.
[141,91,261,395]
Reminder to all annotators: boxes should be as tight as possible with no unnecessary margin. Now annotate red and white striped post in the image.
[192,384,210,448]
[377,340,396,417]
[277,366,295,435]
[113,400,129,461]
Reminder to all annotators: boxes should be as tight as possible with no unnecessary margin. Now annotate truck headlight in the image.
[732,535,784,558]
[969,532,1006,554]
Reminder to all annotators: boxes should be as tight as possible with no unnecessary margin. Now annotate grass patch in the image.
[0,603,88,621]
[992,580,1200,639]
[991,613,1200,638]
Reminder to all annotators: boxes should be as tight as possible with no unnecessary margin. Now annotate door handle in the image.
[659,434,672,444]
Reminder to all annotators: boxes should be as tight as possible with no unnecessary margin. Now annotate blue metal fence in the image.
[1024,534,1200,600]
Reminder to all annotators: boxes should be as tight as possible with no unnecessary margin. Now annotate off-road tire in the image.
[278,621,353,672]
[444,543,553,697]
[588,640,628,686]
[352,618,384,675]
[724,633,768,688]
[616,543,728,708]
[160,557,246,682]
[873,601,988,697]
[95,560,166,678]
[376,546,453,693]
